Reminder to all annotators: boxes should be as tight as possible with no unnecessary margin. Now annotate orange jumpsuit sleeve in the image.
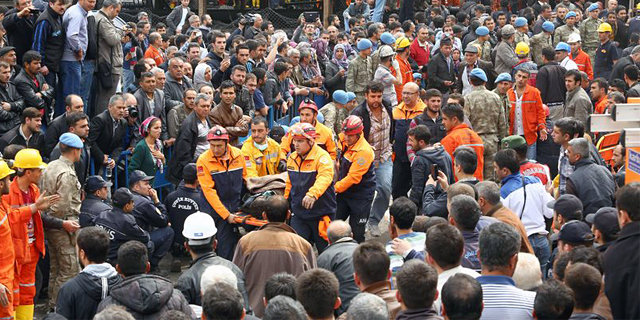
[335,149,374,193]
[534,90,546,131]
[284,157,293,199]
[585,55,594,80]
[324,133,338,160]
[279,133,292,160]
[196,157,230,220]
[307,153,334,199]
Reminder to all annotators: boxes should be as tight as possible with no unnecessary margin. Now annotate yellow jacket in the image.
[280,121,337,160]
[241,136,282,177]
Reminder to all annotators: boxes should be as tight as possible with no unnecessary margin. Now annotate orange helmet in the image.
[342,115,364,135]
[206,125,229,141]
[298,98,318,113]
[290,122,317,140]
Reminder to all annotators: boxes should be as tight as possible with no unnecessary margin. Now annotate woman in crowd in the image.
[129,116,165,178]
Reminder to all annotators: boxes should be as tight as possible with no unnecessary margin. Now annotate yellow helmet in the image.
[395,36,411,49]
[515,42,530,56]
[13,149,47,170]
[597,23,613,33]
[0,160,14,180]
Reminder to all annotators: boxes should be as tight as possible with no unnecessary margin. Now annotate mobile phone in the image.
[431,164,439,180]
[304,12,319,23]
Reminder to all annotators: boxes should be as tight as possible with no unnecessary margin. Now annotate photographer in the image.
[2,0,38,65]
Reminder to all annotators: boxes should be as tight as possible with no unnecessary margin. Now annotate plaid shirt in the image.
[367,103,392,164]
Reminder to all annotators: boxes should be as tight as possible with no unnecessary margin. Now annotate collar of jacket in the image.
[206,145,242,163]
[618,220,640,242]
[566,86,585,100]
[258,222,297,234]
[573,158,592,169]
[340,134,369,153]
[166,72,185,84]
[363,280,393,294]
[59,155,75,167]
[190,251,218,267]
[486,203,505,217]
[46,4,62,18]
[330,237,357,245]
[397,99,426,114]
[447,123,471,133]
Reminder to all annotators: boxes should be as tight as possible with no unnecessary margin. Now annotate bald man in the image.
[317,220,360,314]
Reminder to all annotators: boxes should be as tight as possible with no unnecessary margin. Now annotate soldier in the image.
[514,17,530,46]
[40,133,83,310]
[346,39,373,104]
[464,69,508,181]
[553,11,579,47]
[493,73,514,118]
[579,3,602,62]
[468,26,493,62]
[320,90,357,136]
[530,21,555,66]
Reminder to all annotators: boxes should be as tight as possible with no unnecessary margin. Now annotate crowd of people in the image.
[0,0,636,318]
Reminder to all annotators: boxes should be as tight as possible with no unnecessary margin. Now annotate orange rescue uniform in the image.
[440,123,485,181]
[0,198,15,319]
[280,121,337,160]
[394,56,413,104]
[507,85,546,145]
[570,48,594,80]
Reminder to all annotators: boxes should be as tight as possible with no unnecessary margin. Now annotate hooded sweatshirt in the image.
[409,146,454,209]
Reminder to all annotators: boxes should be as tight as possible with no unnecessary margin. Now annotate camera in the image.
[128,106,139,119]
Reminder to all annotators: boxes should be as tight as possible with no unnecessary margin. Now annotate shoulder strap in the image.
[519,175,527,220]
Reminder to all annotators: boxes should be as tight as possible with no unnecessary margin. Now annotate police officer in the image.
[493,73,514,118]
[196,125,247,260]
[241,116,283,177]
[530,21,555,66]
[40,133,84,309]
[553,11,579,47]
[129,170,174,270]
[335,116,375,243]
[284,122,336,252]
[580,3,602,62]
[514,17,530,45]
[93,188,152,263]
[468,26,492,62]
[346,39,373,104]
[464,69,508,181]
[279,99,337,162]
[79,175,113,227]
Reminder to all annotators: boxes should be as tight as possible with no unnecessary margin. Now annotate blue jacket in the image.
[500,173,541,199]
[131,192,169,231]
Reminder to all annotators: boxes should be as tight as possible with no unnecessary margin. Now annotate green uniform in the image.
[469,38,493,62]
[346,54,373,104]
[529,32,553,66]
[579,17,602,61]
[553,24,579,47]
[515,31,530,46]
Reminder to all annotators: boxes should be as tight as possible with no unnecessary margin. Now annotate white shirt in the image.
[502,181,554,236]
[177,7,188,33]
[514,90,525,135]
[434,266,480,314]
[560,56,579,71]
[194,120,210,158]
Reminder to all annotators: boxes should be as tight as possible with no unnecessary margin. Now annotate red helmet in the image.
[206,125,229,141]
[290,122,317,140]
[298,98,318,113]
[342,115,364,135]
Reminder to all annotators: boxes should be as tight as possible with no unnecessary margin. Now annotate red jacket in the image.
[440,123,485,181]
[507,85,546,145]
[410,39,430,67]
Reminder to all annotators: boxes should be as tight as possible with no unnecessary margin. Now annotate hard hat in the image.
[0,160,15,180]
[298,99,318,113]
[206,125,229,141]
[342,115,364,135]
[13,149,46,170]
[182,211,217,245]
[290,122,317,140]
[555,42,571,53]
[567,33,582,43]
[597,23,613,33]
[515,42,530,56]
[395,36,411,49]
[379,45,395,57]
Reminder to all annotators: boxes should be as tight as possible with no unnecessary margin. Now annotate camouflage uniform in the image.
[529,32,553,66]
[319,102,351,135]
[465,86,508,181]
[514,31,530,46]
[468,39,493,62]
[579,17,602,61]
[553,24,579,47]
[346,54,373,104]
[493,87,511,117]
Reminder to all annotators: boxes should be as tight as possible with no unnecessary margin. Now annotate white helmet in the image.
[379,45,396,58]
[182,211,217,245]
[567,33,582,44]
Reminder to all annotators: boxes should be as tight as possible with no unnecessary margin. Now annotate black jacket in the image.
[165,6,191,35]
[205,51,223,75]
[44,113,68,155]
[427,53,457,94]
[164,184,210,245]
[96,274,195,319]
[410,147,454,209]
[536,62,567,104]
[164,72,192,112]
[456,59,496,92]
[168,112,211,184]
[324,60,346,95]
[317,238,359,314]
[131,192,169,231]
[134,88,168,140]
[88,110,127,169]
[0,124,44,156]
[33,5,65,73]
[55,264,122,320]
[13,68,54,110]
[0,82,24,135]
[93,207,150,262]
[412,112,446,144]
[350,100,395,143]
[79,193,112,227]
[628,82,640,98]
[610,56,638,83]
[603,221,640,320]
[2,8,37,65]
[566,159,615,215]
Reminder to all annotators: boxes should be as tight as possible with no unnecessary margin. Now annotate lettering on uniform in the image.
[171,197,199,211]
[95,224,115,240]
[197,166,205,176]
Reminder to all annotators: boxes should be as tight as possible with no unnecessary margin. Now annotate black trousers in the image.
[336,194,374,243]
[392,160,412,200]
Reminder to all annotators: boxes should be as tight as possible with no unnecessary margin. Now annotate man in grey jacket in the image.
[94,0,123,116]
[564,69,592,124]
[494,25,520,75]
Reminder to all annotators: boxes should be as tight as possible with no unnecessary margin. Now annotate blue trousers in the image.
[290,215,328,253]
[215,219,240,260]
[336,194,373,243]
[528,233,551,277]
[369,159,392,227]
[79,60,95,110]
[60,60,82,104]
[149,226,174,267]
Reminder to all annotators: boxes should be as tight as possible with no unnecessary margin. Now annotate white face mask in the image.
[254,141,268,151]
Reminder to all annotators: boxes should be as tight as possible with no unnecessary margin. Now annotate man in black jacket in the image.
[165,0,191,35]
[205,30,226,76]
[13,50,54,112]
[0,61,24,136]
[2,0,38,65]
[88,94,126,174]
[0,106,44,155]
[536,47,567,122]
[610,45,640,83]
[55,227,122,320]
[79,175,113,227]
[456,45,496,93]
[164,57,193,112]
[43,94,84,155]
[427,37,456,96]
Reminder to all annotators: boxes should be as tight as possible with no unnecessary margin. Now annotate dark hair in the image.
[396,260,438,309]
[554,117,580,139]
[139,71,155,82]
[401,20,414,33]
[65,112,88,129]
[567,246,604,273]
[407,125,431,145]
[456,11,468,23]
[610,78,627,91]
[441,274,483,320]
[202,282,244,320]
[263,295,307,320]
[264,272,297,301]
[366,80,384,94]
[449,195,481,231]
[251,116,269,128]
[246,39,259,52]
[476,181,501,206]
[425,224,464,269]
[263,195,289,222]
[2,144,24,161]
[565,69,582,84]
[441,103,465,122]
[553,252,571,281]
[616,183,640,221]
[235,43,249,53]
[494,149,519,174]
[470,76,485,86]
[295,269,339,319]
[389,197,418,229]
[424,88,442,100]
[20,107,41,124]
[117,241,148,277]
[274,61,289,76]
[352,241,390,285]
[542,47,555,60]
[591,77,609,92]
[453,146,478,175]
[252,67,267,82]
[624,64,640,81]
[22,50,41,65]
[534,279,574,320]
[388,21,401,31]
[564,263,601,310]
[220,80,236,92]
[478,222,521,271]
[77,227,110,263]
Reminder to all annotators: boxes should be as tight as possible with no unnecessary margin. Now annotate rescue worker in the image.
[593,23,618,80]
[392,82,425,199]
[279,99,337,161]
[507,69,547,161]
[514,17,530,45]
[40,133,84,309]
[530,21,555,66]
[129,170,174,271]
[590,78,609,114]
[93,188,152,263]
[440,103,485,181]
[284,122,336,252]
[394,37,413,104]
[579,3,602,61]
[79,175,113,227]
[241,116,282,177]
[0,160,15,319]
[568,33,594,80]
[196,125,248,260]
[8,149,60,320]
[553,11,579,47]
[494,25,520,75]
[335,116,376,243]
[463,68,508,181]
[346,39,373,104]
[493,73,514,118]
[468,26,492,62]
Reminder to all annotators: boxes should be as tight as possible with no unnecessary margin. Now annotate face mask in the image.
[254,141,268,151]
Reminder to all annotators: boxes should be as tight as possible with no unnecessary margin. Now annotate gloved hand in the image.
[277,160,287,173]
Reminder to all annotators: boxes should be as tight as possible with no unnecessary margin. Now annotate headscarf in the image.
[312,38,329,63]
[193,63,212,89]
[139,116,164,173]
[332,44,349,70]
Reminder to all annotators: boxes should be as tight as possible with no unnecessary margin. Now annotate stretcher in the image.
[232,212,268,227]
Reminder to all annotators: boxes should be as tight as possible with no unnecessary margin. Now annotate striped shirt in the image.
[477,275,536,320]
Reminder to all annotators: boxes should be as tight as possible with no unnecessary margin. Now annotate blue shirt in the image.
[62,3,88,61]
[253,89,267,111]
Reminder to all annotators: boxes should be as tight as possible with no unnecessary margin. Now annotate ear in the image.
[241,309,246,320]
[184,242,190,252]
[387,269,392,281]
[333,297,342,311]
[116,264,123,276]
[286,210,292,220]
[532,309,537,319]
[262,212,267,220]
[433,289,439,304]
[213,239,218,250]
[448,215,456,227]
[145,261,151,274]
[441,303,448,317]
[395,290,403,304]
[353,272,361,287]
[510,253,519,270]
[263,297,268,307]
[390,216,395,226]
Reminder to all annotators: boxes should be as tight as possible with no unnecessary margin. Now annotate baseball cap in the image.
[183,163,197,182]
[85,175,113,193]
[558,220,594,244]
[469,68,487,82]
[475,26,489,36]
[501,135,527,149]
[129,170,154,186]
[547,194,584,220]
[585,207,620,238]
[112,188,134,208]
